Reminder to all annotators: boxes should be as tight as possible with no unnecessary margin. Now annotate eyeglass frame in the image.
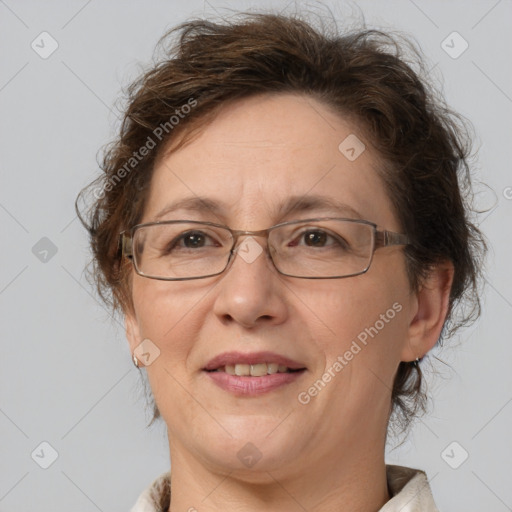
[119,217,410,281]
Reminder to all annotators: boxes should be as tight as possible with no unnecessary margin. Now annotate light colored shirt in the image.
[131,464,439,512]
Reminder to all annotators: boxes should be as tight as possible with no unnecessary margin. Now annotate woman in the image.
[78,12,484,512]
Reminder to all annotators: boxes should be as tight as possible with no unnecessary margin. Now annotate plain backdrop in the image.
[1,1,511,510]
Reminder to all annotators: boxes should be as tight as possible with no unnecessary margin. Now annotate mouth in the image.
[205,363,305,377]
[203,351,306,374]
[202,351,307,395]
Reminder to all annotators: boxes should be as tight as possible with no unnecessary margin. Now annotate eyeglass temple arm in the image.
[375,230,410,249]
[120,232,133,258]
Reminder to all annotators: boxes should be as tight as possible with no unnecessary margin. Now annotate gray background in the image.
[0,0,510,510]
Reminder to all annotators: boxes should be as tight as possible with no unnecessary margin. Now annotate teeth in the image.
[267,363,279,374]
[250,363,268,377]
[235,364,250,376]
[216,362,299,376]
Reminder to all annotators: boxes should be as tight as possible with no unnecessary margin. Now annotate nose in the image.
[212,236,289,329]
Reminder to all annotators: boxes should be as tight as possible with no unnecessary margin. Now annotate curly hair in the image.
[77,12,486,433]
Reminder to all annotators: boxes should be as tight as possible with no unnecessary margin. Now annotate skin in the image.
[125,93,454,512]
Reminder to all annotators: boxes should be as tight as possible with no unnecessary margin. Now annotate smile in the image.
[202,351,307,395]
[208,363,303,376]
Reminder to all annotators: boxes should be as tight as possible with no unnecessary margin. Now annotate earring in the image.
[412,357,421,367]
[132,353,140,368]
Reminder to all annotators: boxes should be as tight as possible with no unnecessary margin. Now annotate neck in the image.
[167,437,390,512]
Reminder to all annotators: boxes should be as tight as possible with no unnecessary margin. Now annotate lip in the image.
[206,371,305,395]
[203,351,306,371]
[202,351,307,396]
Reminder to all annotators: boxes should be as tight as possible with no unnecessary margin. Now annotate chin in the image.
[203,442,298,481]
[196,419,302,474]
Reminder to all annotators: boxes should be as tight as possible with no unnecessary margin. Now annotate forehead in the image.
[145,93,398,230]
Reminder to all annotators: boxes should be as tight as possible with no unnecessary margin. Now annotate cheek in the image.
[131,278,205,368]
[131,278,209,429]
[310,261,410,371]
[288,270,410,436]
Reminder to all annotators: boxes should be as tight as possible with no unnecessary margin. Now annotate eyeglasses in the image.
[120,217,409,281]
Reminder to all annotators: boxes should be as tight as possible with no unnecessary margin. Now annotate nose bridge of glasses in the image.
[230,227,271,249]
[225,227,280,278]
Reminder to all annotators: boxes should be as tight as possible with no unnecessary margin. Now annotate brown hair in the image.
[77,12,486,432]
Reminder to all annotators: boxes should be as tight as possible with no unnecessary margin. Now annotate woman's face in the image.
[126,93,416,479]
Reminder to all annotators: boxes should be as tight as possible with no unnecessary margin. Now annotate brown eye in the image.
[303,230,328,247]
[289,229,349,250]
[179,232,207,248]
[163,230,222,254]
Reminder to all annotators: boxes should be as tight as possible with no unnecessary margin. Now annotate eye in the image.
[302,230,329,247]
[165,230,220,252]
[290,228,349,249]
[179,231,208,248]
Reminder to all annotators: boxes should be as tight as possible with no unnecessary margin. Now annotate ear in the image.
[125,310,142,354]
[401,261,455,362]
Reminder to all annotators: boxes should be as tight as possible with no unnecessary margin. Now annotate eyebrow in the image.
[153,194,364,222]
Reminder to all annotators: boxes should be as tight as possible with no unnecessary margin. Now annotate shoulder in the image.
[130,471,171,512]
[381,464,439,512]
